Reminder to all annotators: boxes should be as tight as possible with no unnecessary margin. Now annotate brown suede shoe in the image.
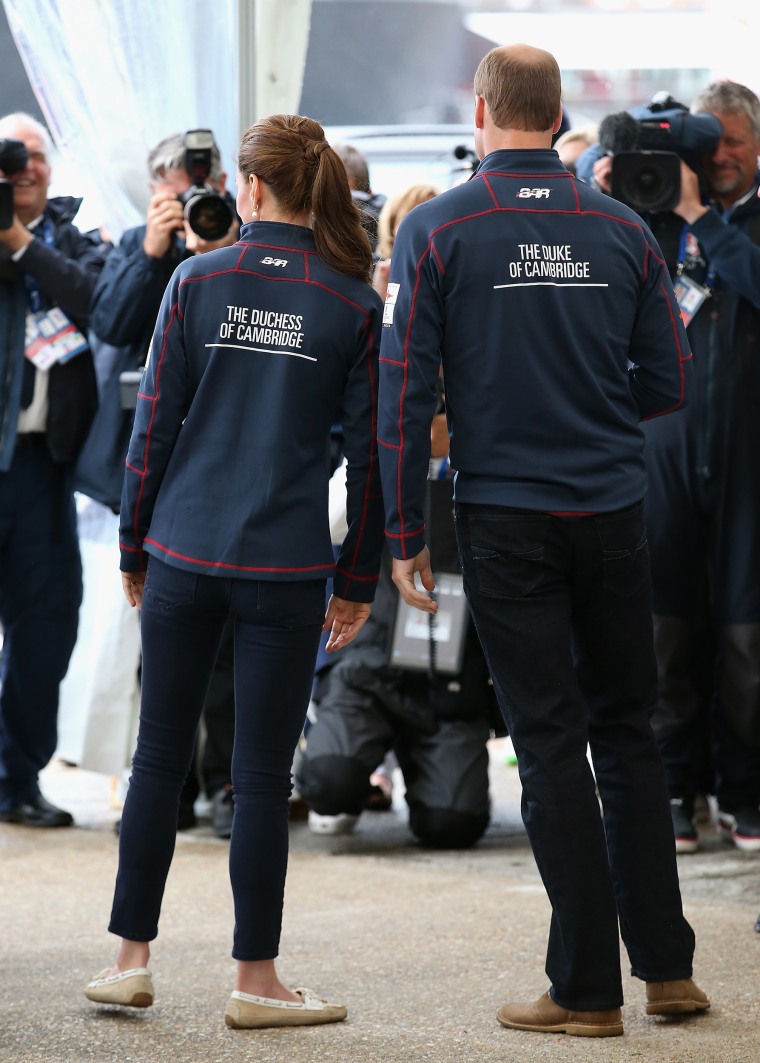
[646,978,711,1015]
[497,990,623,1037]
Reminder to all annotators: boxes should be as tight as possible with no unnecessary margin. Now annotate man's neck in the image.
[483,131,553,154]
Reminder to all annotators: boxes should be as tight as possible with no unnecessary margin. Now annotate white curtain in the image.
[2,0,312,240]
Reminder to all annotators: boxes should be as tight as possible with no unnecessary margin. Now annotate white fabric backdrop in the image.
[1,0,312,773]
[2,0,312,239]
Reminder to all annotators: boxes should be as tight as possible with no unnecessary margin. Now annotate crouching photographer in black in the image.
[585,83,760,856]
[297,406,504,849]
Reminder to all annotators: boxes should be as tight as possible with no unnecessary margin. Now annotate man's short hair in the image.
[474,45,561,133]
[692,80,760,140]
[147,131,223,183]
[332,142,371,193]
[0,111,54,157]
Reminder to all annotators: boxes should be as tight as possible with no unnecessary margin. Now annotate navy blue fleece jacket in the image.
[119,221,384,602]
[377,148,691,559]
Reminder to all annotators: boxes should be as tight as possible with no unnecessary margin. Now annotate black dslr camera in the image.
[600,93,722,214]
[0,137,30,230]
[179,129,233,241]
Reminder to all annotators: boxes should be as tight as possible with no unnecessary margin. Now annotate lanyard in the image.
[23,216,54,313]
[677,204,737,293]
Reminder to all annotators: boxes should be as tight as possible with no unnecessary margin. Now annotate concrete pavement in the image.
[1,739,759,1063]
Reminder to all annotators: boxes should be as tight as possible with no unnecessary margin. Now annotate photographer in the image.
[79,130,239,837]
[297,417,501,850]
[640,81,760,854]
[81,130,238,509]
[0,112,106,828]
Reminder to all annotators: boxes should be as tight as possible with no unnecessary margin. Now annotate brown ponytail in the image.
[237,114,373,282]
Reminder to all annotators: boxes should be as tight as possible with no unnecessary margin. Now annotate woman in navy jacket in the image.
[84,115,385,1029]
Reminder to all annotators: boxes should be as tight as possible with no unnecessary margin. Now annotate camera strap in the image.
[23,217,88,374]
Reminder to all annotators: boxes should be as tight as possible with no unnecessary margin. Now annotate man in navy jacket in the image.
[378,44,708,1037]
[0,112,104,828]
[84,131,240,835]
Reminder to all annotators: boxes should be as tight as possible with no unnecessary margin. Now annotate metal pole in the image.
[237,0,256,140]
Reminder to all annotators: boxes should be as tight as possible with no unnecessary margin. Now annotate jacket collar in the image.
[45,196,84,226]
[239,221,316,249]
[475,148,566,177]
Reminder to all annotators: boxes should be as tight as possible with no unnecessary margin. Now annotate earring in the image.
[250,199,259,221]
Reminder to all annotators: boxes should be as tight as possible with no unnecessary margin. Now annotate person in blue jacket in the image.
[82,130,241,837]
[84,114,385,1031]
[378,44,708,1037]
[78,129,240,511]
[0,112,105,829]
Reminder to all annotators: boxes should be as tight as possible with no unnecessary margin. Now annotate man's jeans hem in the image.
[549,985,624,1011]
[629,965,693,982]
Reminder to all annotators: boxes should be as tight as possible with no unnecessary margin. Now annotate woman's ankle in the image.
[115,938,150,972]
[235,959,300,1002]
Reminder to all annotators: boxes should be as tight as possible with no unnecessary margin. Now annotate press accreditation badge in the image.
[673,274,709,328]
[24,307,88,371]
[383,282,400,327]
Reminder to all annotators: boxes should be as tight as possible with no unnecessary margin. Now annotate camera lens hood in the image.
[181,185,233,241]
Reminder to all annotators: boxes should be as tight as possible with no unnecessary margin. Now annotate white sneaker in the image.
[308,810,358,835]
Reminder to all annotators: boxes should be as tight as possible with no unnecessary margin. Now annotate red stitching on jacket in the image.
[144,539,336,573]
[347,315,378,576]
[132,303,178,549]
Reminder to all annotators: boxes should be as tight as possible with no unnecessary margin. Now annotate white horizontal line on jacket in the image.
[205,343,318,362]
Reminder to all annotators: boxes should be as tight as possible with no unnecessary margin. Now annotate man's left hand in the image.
[392,547,438,614]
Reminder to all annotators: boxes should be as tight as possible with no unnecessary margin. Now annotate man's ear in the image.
[474,94,486,130]
[552,107,564,136]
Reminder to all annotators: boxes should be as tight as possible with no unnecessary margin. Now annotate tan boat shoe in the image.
[84,967,154,1007]
[224,986,347,1029]
[497,990,623,1037]
[646,978,711,1015]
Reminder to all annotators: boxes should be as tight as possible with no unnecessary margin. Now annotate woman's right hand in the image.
[121,570,146,608]
[323,596,371,651]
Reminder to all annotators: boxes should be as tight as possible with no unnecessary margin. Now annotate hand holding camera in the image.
[599,94,722,215]
[142,129,235,259]
[672,161,709,226]
[142,186,185,258]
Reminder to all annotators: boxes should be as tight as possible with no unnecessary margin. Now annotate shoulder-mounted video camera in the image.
[600,93,722,214]
[179,129,233,241]
[0,137,30,230]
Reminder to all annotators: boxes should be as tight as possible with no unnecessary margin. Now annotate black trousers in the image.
[110,559,325,960]
[454,501,695,1010]
[0,437,81,809]
[644,408,760,810]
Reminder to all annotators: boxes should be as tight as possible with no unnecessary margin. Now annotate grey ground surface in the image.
[1,739,758,1063]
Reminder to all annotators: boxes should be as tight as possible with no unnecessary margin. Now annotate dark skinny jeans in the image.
[109,557,325,960]
[454,501,695,1010]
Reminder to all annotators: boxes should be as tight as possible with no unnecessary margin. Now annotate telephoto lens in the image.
[181,186,234,241]
[0,137,30,175]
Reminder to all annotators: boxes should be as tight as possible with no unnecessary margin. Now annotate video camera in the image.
[179,129,233,241]
[599,93,722,214]
[0,137,30,230]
